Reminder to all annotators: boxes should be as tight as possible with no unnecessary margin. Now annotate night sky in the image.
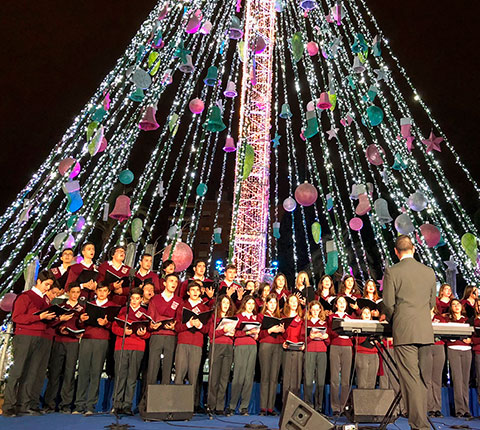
[1,0,479,216]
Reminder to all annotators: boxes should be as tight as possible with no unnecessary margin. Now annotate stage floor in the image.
[0,412,476,430]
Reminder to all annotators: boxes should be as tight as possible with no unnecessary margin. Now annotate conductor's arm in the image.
[382,268,395,322]
[429,269,436,310]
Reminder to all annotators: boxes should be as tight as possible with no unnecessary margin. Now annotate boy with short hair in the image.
[65,242,97,301]
[74,282,116,415]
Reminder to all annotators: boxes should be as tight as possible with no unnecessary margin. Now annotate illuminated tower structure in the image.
[230,0,276,281]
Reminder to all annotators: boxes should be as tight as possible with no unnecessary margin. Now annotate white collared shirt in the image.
[400,254,414,261]
[162,291,174,302]
[108,260,123,271]
[32,286,44,298]
[96,298,108,306]
[81,260,93,268]
[137,268,151,277]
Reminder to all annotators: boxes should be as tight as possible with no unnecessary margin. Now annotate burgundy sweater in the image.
[65,262,97,301]
[258,312,284,345]
[97,261,132,306]
[207,315,235,345]
[147,293,182,336]
[112,306,150,351]
[12,290,49,337]
[233,312,259,346]
[175,299,209,347]
[133,270,161,294]
[328,313,354,347]
[301,318,329,352]
[79,299,117,340]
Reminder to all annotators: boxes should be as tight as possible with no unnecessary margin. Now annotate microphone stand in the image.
[206,272,221,418]
[106,276,134,430]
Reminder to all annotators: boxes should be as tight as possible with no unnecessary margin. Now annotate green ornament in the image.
[67,214,78,229]
[242,144,255,180]
[148,51,159,68]
[131,218,143,242]
[86,121,99,141]
[196,183,208,196]
[291,32,304,62]
[366,106,384,126]
[328,93,337,111]
[461,233,478,264]
[169,113,179,132]
[311,222,321,244]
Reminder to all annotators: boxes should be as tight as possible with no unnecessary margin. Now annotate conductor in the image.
[383,235,436,430]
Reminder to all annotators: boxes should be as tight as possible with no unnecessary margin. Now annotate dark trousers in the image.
[229,344,257,411]
[355,353,379,389]
[304,351,327,411]
[448,347,472,415]
[174,343,202,400]
[329,344,352,413]
[283,350,303,404]
[147,335,176,385]
[379,350,407,415]
[207,343,233,411]
[75,338,108,412]
[113,349,144,410]
[44,340,80,410]
[394,344,430,430]
[420,344,445,412]
[475,353,480,405]
[3,335,50,411]
[259,342,282,411]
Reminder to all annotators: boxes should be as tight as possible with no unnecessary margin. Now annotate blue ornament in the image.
[119,169,134,185]
[196,183,208,196]
[366,106,384,126]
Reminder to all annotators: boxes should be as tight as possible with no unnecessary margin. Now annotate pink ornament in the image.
[283,197,297,212]
[365,144,385,166]
[98,137,108,153]
[188,98,205,114]
[317,92,332,110]
[294,182,318,206]
[185,10,202,34]
[355,193,371,215]
[420,224,441,248]
[58,158,81,179]
[0,292,17,312]
[306,41,319,56]
[162,241,193,272]
[349,217,363,231]
[306,101,315,112]
[255,36,267,54]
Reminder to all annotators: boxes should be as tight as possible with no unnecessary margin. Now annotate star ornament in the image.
[326,126,339,140]
[422,131,443,153]
[271,133,281,148]
[373,68,390,82]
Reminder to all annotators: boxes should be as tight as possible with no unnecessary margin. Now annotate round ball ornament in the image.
[349,217,364,231]
[0,292,17,312]
[131,68,152,89]
[365,144,385,166]
[306,41,319,56]
[162,241,193,272]
[420,223,440,248]
[283,197,297,212]
[366,106,384,126]
[53,232,75,251]
[394,213,415,235]
[407,191,428,212]
[119,169,134,185]
[294,182,318,206]
[189,98,205,114]
[196,183,208,196]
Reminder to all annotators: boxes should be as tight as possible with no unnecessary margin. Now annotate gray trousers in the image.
[447,348,472,415]
[3,335,50,411]
[283,350,303,404]
[329,344,352,413]
[394,344,430,430]
[259,342,282,410]
[207,343,233,411]
[355,353,379,389]
[44,341,80,409]
[304,351,327,411]
[75,338,109,412]
[229,344,257,411]
[113,349,144,410]
[475,353,480,405]
[174,343,202,398]
[379,350,407,415]
[147,335,176,385]
[420,344,445,412]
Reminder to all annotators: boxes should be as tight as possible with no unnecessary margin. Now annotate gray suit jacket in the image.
[383,257,436,345]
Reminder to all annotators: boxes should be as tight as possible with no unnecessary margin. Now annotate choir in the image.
[1,247,479,420]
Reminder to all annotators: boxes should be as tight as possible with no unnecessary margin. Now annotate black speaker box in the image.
[280,392,334,430]
[141,384,193,421]
[345,389,397,423]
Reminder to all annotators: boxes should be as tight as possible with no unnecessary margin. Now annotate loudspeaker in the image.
[280,392,334,430]
[345,389,397,423]
[141,384,194,421]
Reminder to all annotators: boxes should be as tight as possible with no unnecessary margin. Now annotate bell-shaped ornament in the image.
[374,198,392,224]
[203,106,226,132]
[304,110,319,139]
[300,0,317,11]
[129,86,145,102]
[178,54,195,73]
[353,56,365,73]
[185,11,202,34]
[204,66,218,86]
[224,81,238,98]
[139,105,159,131]
[279,103,293,119]
[109,195,132,222]
[223,136,236,152]
[317,92,332,110]
[228,16,244,40]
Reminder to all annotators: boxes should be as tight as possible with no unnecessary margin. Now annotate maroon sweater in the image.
[133,270,161,294]
[258,312,284,345]
[179,277,214,299]
[473,317,480,354]
[328,313,354,346]
[147,292,182,336]
[55,301,85,343]
[12,290,49,337]
[97,261,132,306]
[234,312,259,346]
[79,299,117,340]
[283,314,303,343]
[208,315,235,345]
[65,262,97,301]
[175,299,209,347]
[301,318,329,352]
[446,316,472,348]
[112,306,150,351]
